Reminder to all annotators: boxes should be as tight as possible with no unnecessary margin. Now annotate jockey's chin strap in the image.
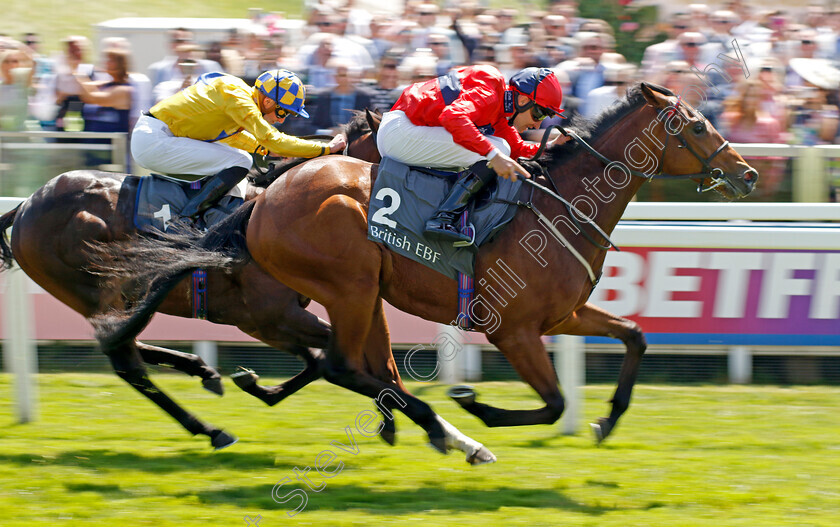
[508,92,536,127]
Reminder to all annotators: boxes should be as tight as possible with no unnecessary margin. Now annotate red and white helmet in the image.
[509,67,564,116]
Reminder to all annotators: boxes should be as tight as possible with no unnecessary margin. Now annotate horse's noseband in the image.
[653,106,731,192]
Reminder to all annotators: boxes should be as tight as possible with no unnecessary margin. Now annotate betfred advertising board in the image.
[589,224,840,345]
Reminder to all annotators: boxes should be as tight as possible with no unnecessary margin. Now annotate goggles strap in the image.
[508,92,536,126]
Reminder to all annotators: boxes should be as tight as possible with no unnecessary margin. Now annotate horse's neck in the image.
[552,110,650,237]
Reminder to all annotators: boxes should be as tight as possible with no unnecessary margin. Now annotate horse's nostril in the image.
[744,170,757,182]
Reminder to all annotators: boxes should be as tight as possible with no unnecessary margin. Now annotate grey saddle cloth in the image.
[367,157,522,279]
[132,173,244,232]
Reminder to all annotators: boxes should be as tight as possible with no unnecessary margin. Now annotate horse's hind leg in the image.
[360,300,404,446]
[136,341,223,395]
[360,305,494,464]
[552,302,646,443]
[451,329,566,427]
[104,341,236,450]
[247,193,444,452]
[231,345,324,406]
[321,295,446,453]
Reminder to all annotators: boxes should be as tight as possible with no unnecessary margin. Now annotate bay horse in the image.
[95,83,757,453]
[0,117,379,449]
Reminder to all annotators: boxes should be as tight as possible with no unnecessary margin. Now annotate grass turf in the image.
[1,373,838,526]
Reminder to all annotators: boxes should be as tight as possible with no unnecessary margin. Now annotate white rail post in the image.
[437,323,463,384]
[112,133,127,171]
[3,268,37,423]
[554,335,584,435]
[728,346,752,384]
[463,344,482,381]
[793,146,826,202]
[194,341,218,369]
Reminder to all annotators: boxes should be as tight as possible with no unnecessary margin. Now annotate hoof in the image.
[590,422,604,445]
[231,367,259,390]
[202,375,224,396]
[466,445,497,465]
[379,418,396,446]
[590,417,611,445]
[448,385,477,407]
[210,429,238,451]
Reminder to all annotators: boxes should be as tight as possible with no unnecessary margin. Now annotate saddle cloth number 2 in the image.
[371,187,401,228]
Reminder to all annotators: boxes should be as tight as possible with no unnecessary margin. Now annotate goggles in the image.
[530,104,555,121]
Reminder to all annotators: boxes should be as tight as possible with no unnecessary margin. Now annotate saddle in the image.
[367,157,524,279]
[126,173,247,233]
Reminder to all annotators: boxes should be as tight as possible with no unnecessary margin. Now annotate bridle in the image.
[530,96,732,193]
[516,94,735,286]
[648,98,731,193]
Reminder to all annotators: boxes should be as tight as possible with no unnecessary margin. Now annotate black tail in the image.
[0,204,21,270]
[91,200,257,349]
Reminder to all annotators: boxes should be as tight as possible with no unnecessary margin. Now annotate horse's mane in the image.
[343,109,381,144]
[540,82,673,168]
[249,110,382,188]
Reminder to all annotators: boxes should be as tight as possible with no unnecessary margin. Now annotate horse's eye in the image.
[693,122,706,135]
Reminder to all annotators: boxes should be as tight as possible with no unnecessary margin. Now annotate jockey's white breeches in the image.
[376,110,511,170]
[131,114,253,176]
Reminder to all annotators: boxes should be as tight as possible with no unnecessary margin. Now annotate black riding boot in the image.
[424,161,495,244]
[179,166,250,218]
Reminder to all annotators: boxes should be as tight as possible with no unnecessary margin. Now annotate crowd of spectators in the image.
[2,0,840,190]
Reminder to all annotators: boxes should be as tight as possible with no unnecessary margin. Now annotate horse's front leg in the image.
[451,329,566,427]
[230,345,325,406]
[550,302,647,443]
[136,341,224,395]
[223,262,332,405]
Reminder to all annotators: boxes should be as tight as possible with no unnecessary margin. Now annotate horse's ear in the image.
[365,108,381,133]
[640,82,668,107]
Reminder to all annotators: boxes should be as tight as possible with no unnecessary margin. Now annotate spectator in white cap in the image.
[146,28,222,89]
[675,32,710,71]
[785,58,840,145]
[580,63,636,119]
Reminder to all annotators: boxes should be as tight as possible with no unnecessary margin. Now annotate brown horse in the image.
[97,83,757,453]
[0,117,380,449]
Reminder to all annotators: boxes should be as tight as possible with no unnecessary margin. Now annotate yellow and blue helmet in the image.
[255,69,309,118]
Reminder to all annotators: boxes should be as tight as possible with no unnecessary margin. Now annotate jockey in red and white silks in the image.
[377,65,569,244]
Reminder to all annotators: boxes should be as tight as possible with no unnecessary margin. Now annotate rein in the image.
[542,106,730,189]
[517,98,732,286]
[251,134,337,186]
[518,169,617,252]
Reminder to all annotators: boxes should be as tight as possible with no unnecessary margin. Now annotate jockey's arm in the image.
[490,131,571,180]
[222,130,346,159]
[226,96,328,158]
[266,134,346,158]
[486,149,530,182]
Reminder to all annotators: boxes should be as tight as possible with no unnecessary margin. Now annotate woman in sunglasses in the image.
[131,68,346,219]
[377,65,569,244]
